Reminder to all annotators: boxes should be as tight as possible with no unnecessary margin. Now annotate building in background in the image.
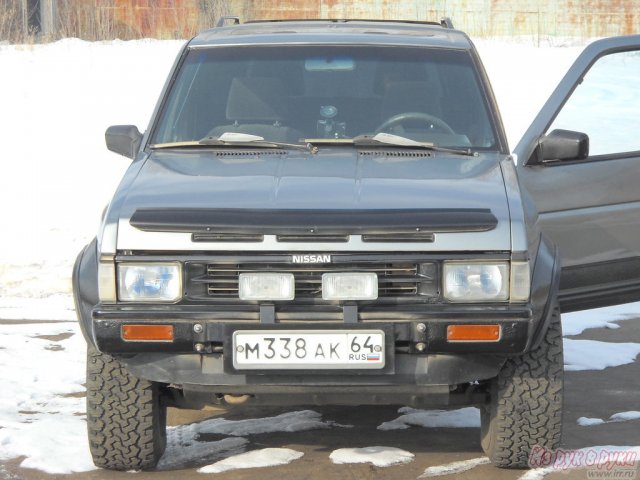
[2,0,639,42]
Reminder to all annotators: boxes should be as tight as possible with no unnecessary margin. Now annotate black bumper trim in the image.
[120,351,506,388]
[93,311,532,356]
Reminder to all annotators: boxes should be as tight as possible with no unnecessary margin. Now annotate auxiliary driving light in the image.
[238,273,295,301]
[322,272,378,301]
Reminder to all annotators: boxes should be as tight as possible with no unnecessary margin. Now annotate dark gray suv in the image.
[73,18,640,471]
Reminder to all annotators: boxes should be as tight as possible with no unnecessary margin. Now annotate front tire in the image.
[480,302,563,468]
[86,347,167,470]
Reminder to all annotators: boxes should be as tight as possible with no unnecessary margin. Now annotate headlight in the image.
[117,263,182,302]
[443,262,509,302]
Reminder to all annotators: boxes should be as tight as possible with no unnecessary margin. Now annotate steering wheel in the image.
[375,112,455,135]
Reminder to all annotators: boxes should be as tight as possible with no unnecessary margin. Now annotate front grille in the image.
[194,262,435,300]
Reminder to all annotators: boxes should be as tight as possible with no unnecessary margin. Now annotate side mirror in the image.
[105,125,143,159]
[529,129,589,165]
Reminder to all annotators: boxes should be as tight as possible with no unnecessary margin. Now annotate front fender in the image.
[528,234,561,350]
[72,238,99,348]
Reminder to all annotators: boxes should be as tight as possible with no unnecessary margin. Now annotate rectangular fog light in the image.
[322,272,378,301]
[239,273,295,301]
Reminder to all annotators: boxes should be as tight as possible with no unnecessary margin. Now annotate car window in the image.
[548,50,640,157]
[151,45,498,149]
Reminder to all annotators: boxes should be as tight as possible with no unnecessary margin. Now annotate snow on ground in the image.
[562,302,640,336]
[377,406,480,431]
[0,322,93,474]
[0,304,637,475]
[578,411,640,427]
[418,457,491,477]
[0,39,184,319]
[0,320,351,473]
[563,339,640,371]
[0,295,76,321]
[198,448,304,474]
[329,446,414,467]
[158,437,248,471]
[193,409,349,436]
[157,410,343,470]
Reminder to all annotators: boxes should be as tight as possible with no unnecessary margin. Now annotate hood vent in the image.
[276,234,349,242]
[362,233,435,242]
[212,150,287,156]
[358,150,433,158]
[192,233,264,242]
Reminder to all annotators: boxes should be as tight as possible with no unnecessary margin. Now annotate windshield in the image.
[151,45,498,149]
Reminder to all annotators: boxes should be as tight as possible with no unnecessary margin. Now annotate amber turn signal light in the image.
[122,324,174,342]
[447,324,501,342]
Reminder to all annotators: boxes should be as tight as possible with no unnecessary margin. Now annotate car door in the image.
[513,35,640,313]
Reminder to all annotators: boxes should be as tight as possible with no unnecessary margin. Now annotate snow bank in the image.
[198,448,304,474]
[329,446,414,467]
[377,407,480,431]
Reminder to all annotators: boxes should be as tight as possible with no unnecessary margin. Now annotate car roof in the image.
[189,19,472,49]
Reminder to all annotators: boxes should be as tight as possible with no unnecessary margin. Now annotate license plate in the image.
[232,329,385,370]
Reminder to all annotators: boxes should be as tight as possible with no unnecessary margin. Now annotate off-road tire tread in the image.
[86,347,166,470]
[481,303,563,468]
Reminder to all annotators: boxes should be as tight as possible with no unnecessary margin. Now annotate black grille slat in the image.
[199,262,427,299]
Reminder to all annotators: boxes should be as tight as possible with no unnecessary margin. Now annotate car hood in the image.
[114,148,512,252]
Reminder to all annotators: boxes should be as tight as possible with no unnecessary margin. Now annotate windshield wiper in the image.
[200,134,313,152]
[355,133,477,156]
[151,132,313,152]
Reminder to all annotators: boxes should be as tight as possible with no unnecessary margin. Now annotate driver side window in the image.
[548,51,640,157]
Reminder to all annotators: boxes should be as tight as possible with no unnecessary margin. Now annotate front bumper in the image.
[93,304,534,355]
[91,305,535,393]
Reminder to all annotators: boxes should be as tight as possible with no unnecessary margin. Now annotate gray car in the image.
[73,18,640,471]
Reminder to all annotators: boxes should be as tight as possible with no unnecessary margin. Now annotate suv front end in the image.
[73,19,562,471]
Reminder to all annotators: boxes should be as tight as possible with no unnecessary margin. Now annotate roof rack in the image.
[216,16,240,28]
[440,17,454,29]
[244,18,447,28]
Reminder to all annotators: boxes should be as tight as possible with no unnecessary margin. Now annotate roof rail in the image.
[245,19,444,27]
[440,17,454,29]
[216,16,240,28]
